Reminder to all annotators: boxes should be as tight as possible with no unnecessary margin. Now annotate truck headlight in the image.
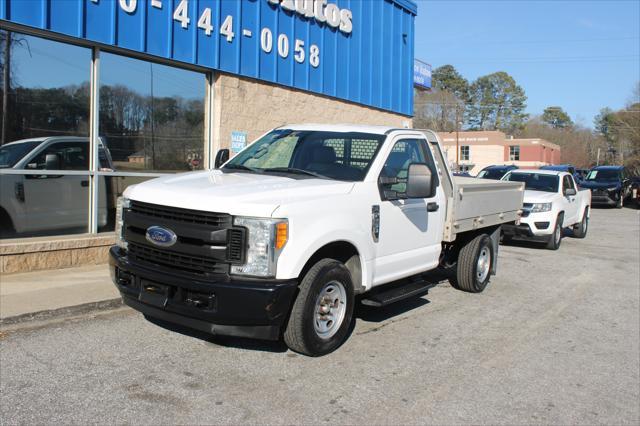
[530,202,552,213]
[115,196,130,250]
[231,217,288,277]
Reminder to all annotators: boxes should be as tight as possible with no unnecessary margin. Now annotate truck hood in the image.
[523,190,558,204]
[579,180,620,190]
[124,170,355,217]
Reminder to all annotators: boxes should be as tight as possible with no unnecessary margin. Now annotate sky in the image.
[413,0,640,127]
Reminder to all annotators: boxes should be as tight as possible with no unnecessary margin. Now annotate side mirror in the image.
[564,188,577,196]
[214,149,230,168]
[406,163,436,199]
[45,153,61,170]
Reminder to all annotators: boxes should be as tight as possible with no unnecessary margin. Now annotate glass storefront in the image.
[0,29,210,239]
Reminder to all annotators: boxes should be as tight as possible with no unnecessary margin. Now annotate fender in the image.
[274,221,375,289]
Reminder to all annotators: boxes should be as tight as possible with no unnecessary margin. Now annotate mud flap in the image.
[489,226,501,275]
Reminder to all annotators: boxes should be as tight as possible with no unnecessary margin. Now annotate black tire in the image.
[572,208,589,238]
[284,259,354,356]
[616,193,623,209]
[546,214,563,250]
[450,234,493,293]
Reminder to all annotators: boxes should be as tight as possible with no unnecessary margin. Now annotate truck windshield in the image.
[504,172,559,192]
[223,130,386,181]
[0,141,42,168]
[585,169,620,182]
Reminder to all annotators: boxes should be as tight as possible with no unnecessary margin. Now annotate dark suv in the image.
[476,165,518,180]
[580,165,631,208]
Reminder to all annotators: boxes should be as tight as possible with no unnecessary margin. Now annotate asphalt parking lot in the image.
[1,207,638,425]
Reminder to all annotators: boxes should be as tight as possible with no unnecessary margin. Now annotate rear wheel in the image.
[284,259,354,356]
[546,214,563,250]
[572,208,589,238]
[450,234,493,293]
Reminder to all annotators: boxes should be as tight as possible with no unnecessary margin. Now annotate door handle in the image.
[427,202,439,212]
[81,180,89,187]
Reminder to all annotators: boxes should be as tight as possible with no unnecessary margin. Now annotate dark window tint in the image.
[505,173,559,193]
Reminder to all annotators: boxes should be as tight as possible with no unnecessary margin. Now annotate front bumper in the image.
[109,247,298,340]
[590,194,618,206]
[502,223,551,241]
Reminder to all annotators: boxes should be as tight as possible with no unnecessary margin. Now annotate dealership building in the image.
[437,131,561,175]
[0,0,421,273]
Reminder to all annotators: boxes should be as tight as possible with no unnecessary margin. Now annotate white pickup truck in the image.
[501,169,591,250]
[0,137,112,238]
[110,125,523,356]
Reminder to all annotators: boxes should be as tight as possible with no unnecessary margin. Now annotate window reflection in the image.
[99,53,205,172]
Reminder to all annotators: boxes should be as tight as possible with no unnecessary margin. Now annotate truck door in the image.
[373,138,445,285]
[562,175,579,225]
[22,140,90,233]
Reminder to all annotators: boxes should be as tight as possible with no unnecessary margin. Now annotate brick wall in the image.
[213,74,412,152]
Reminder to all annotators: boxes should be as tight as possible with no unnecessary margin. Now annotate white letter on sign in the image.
[119,0,137,13]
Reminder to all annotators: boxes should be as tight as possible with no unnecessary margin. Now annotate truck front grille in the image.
[124,201,245,277]
[128,242,229,275]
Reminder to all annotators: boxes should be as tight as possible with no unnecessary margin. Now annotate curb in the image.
[0,298,124,327]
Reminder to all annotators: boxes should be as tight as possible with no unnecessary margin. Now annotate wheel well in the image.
[0,207,14,228]
[0,207,15,236]
[300,241,363,293]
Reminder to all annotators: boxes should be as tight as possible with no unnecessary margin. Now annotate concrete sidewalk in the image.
[0,264,120,323]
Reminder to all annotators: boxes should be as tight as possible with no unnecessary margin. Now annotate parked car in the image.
[0,136,112,238]
[501,169,591,250]
[579,165,631,208]
[576,168,590,182]
[110,125,524,356]
[476,165,518,180]
[630,176,640,209]
[539,164,582,183]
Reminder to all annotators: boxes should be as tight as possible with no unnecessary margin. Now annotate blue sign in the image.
[231,131,248,153]
[0,0,418,116]
[413,59,431,89]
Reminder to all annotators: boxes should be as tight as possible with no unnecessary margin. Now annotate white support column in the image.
[205,72,217,170]
[88,47,100,233]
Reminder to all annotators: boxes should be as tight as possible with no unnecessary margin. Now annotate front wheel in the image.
[572,208,589,238]
[546,214,563,250]
[616,194,624,209]
[450,234,493,293]
[284,259,354,356]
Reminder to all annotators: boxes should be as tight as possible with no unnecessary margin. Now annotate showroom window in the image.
[0,30,92,238]
[0,29,211,239]
[99,52,205,173]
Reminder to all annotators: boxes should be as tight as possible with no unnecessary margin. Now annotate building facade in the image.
[438,131,561,175]
[0,0,418,272]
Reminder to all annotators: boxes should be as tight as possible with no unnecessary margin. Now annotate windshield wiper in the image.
[262,167,329,179]
[223,164,261,173]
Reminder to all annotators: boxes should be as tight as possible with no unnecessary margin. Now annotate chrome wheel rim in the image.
[314,281,347,339]
[476,247,491,283]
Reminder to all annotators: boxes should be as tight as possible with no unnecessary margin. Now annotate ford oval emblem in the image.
[145,226,177,248]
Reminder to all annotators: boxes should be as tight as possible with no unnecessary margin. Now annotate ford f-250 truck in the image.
[110,125,523,356]
[501,169,591,250]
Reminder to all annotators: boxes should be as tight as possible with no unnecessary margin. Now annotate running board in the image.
[361,280,436,307]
